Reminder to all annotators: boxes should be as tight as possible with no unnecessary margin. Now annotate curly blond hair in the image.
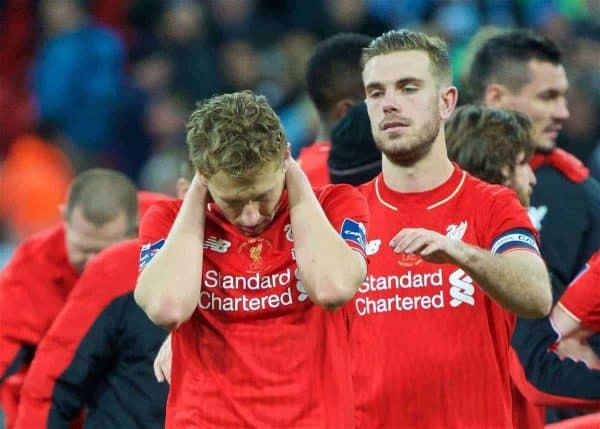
[186,91,288,181]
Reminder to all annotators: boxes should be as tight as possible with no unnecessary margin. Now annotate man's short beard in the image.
[376,116,441,167]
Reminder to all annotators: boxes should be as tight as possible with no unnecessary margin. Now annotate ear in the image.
[500,164,512,184]
[332,99,356,120]
[439,86,458,120]
[176,178,190,199]
[483,83,509,108]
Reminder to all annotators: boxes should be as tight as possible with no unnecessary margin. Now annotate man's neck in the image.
[315,120,334,142]
[381,136,454,193]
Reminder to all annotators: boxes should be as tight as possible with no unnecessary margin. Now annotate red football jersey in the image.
[15,240,140,428]
[352,165,540,429]
[139,185,368,429]
[297,141,331,187]
[558,251,600,331]
[0,225,79,429]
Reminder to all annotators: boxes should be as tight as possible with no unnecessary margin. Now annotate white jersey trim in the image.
[557,301,582,325]
[374,170,467,211]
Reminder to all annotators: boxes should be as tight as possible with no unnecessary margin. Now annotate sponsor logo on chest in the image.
[198,268,309,313]
[357,221,477,316]
[355,267,476,316]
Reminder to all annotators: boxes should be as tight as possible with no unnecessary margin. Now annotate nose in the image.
[382,91,399,114]
[553,97,570,121]
[239,202,262,227]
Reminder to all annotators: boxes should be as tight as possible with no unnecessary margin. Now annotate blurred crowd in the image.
[0,0,599,256]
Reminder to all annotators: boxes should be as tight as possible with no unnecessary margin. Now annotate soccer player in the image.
[13,239,169,429]
[300,32,378,186]
[352,29,552,428]
[135,90,369,428]
[465,29,600,425]
[445,105,536,208]
[464,29,600,296]
[0,169,139,429]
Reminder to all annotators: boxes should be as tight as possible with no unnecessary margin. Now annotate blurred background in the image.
[0,0,599,268]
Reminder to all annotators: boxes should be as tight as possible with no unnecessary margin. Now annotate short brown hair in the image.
[464,29,562,104]
[66,168,138,233]
[186,91,288,181]
[445,105,535,185]
[362,29,452,86]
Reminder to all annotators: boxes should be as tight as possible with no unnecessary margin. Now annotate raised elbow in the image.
[535,290,553,318]
[134,289,191,330]
[521,287,553,319]
[316,293,350,311]
[313,280,360,311]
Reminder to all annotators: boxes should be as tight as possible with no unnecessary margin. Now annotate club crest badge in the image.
[238,238,272,273]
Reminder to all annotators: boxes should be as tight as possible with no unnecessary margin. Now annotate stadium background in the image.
[0,1,599,423]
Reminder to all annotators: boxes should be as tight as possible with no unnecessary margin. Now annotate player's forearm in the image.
[287,170,366,310]
[136,189,206,329]
[291,201,366,310]
[512,317,600,408]
[452,245,552,318]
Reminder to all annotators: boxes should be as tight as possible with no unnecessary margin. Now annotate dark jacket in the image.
[15,240,168,429]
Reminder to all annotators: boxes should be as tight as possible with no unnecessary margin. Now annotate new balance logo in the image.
[446,221,467,241]
[204,237,231,253]
[449,269,475,307]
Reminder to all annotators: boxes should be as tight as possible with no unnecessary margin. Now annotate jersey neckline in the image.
[374,164,466,212]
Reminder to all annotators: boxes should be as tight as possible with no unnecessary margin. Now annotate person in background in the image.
[445,105,536,208]
[33,0,125,170]
[15,184,170,428]
[300,32,374,186]
[0,121,73,242]
[465,29,600,296]
[328,100,382,185]
[465,29,600,425]
[0,169,151,429]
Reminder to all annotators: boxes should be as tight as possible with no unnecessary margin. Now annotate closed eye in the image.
[367,89,384,98]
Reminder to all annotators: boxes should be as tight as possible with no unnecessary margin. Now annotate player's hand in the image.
[284,157,306,184]
[285,157,312,208]
[190,172,208,193]
[188,172,211,204]
[556,336,600,370]
[389,228,463,264]
[154,335,172,384]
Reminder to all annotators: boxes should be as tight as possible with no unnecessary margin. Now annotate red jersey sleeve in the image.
[138,199,181,271]
[317,184,369,257]
[481,186,540,256]
[559,252,600,331]
[16,240,139,428]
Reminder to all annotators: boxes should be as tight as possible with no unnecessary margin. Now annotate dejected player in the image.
[135,91,369,428]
